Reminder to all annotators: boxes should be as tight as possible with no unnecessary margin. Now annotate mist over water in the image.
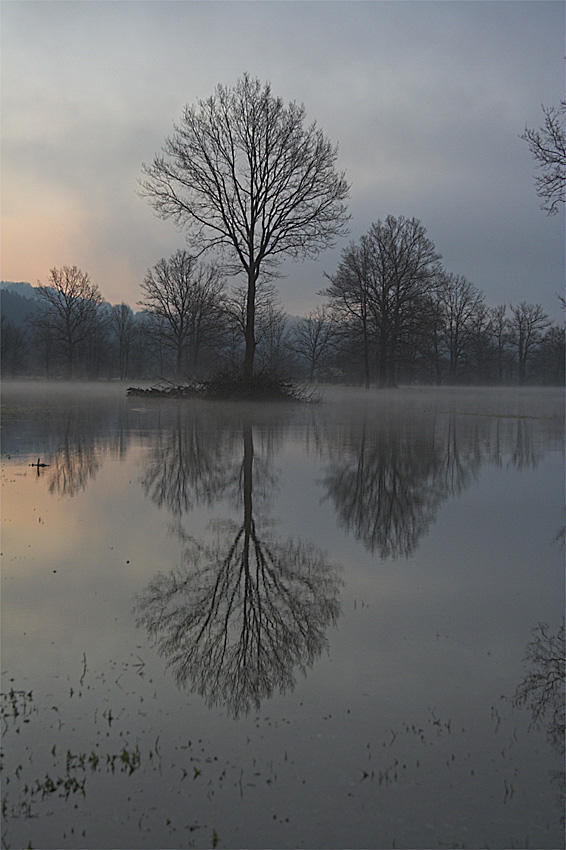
[1,382,564,849]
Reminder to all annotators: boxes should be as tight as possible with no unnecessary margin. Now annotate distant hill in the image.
[1,289,39,327]
[1,280,40,300]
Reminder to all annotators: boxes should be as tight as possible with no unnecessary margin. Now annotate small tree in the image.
[140,250,226,379]
[437,272,485,383]
[323,238,373,388]
[507,302,550,385]
[36,266,104,378]
[533,324,566,385]
[140,74,350,383]
[366,216,441,387]
[490,304,508,383]
[292,306,335,382]
[521,101,566,215]
[110,303,136,380]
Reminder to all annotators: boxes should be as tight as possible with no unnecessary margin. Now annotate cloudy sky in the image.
[2,1,564,320]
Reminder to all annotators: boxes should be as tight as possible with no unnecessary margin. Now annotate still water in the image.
[1,382,564,850]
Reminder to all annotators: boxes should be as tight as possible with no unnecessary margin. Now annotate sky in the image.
[1,0,564,321]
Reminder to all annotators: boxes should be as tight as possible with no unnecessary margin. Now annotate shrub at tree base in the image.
[127,373,314,402]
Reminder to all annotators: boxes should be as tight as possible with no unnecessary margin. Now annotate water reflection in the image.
[318,410,547,558]
[141,408,240,514]
[47,436,101,497]
[136,420,342,717]
[2,383,138,494]
[513,619,565,822]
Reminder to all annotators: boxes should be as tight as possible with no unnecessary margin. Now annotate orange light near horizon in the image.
[1,190,87,285]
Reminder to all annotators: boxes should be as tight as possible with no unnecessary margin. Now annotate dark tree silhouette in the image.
[507,302,551,385]
[35,266,104,378]
[140,74,350,383]
[109,303,136,380]
[292,305,335,382]
[322,217,441,387]
[323,237,374,388]
[436,272,485,383]
[225,280,290,376]
[140,250,226,379]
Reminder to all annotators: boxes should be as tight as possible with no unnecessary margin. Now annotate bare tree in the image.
[140,74,350,383]
[466,300,495,383]
[110,302,136,380]
[490,304,508,384]
[323,238,373,388]
[521,101,566,214]
[140,250,226,379]
[224,279,290,375]
[36,266,104,378]
[366,216,441,387]
[533,324,566,386]
[292,305,335,382]
[507,302,551,385]
[437,272,485,383]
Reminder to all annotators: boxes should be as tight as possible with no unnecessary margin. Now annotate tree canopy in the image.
[140,74,350,381]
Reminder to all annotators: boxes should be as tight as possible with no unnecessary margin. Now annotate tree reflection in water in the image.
[513,619,565,822]
[47,436,101,497]
[141,408,241,514]
[136,420,342,717]
[318,410,545,558]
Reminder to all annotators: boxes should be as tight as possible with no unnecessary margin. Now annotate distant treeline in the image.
[1,272,564,386]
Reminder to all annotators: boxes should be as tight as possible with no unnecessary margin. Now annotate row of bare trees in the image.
[319,215,563,386]
[1,247,563,384]
[1,258,292,381]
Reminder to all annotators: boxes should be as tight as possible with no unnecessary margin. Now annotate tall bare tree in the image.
[140,250,226,379]
[140,74,350,383]
[36,265,104,377]
[521,100,566,215]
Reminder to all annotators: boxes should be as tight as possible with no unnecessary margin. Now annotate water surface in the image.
[1,382,564,849]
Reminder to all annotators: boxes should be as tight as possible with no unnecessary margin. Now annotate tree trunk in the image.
[377,334,388,388]
[362,316,370,389]
[176,342,184,380]
[243,270,256,384]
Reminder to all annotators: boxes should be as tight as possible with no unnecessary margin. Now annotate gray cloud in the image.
[2,1,564,318]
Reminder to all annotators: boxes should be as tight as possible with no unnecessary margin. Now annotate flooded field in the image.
[1,382,564,849]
